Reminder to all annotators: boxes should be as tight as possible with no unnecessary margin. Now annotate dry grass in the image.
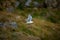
[0,9,60,40]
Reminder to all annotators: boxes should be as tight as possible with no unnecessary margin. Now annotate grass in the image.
[0,8,60,40]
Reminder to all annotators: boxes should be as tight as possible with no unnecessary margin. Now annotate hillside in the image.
[0,8,60,40]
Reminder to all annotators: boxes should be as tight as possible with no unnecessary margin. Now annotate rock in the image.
[15,1,20,7]
[9,22,17,28]
[33,1,39,7]
[0,22,4,27]
[25,0,32,6]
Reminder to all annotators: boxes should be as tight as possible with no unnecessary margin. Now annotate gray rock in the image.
[9,22,17,28]
[0,22,4,27]
[33,1,39,7]
[15,1,20,7]
[25,0,32,6]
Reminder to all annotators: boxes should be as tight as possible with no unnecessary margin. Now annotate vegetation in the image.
[0,0,60,40]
